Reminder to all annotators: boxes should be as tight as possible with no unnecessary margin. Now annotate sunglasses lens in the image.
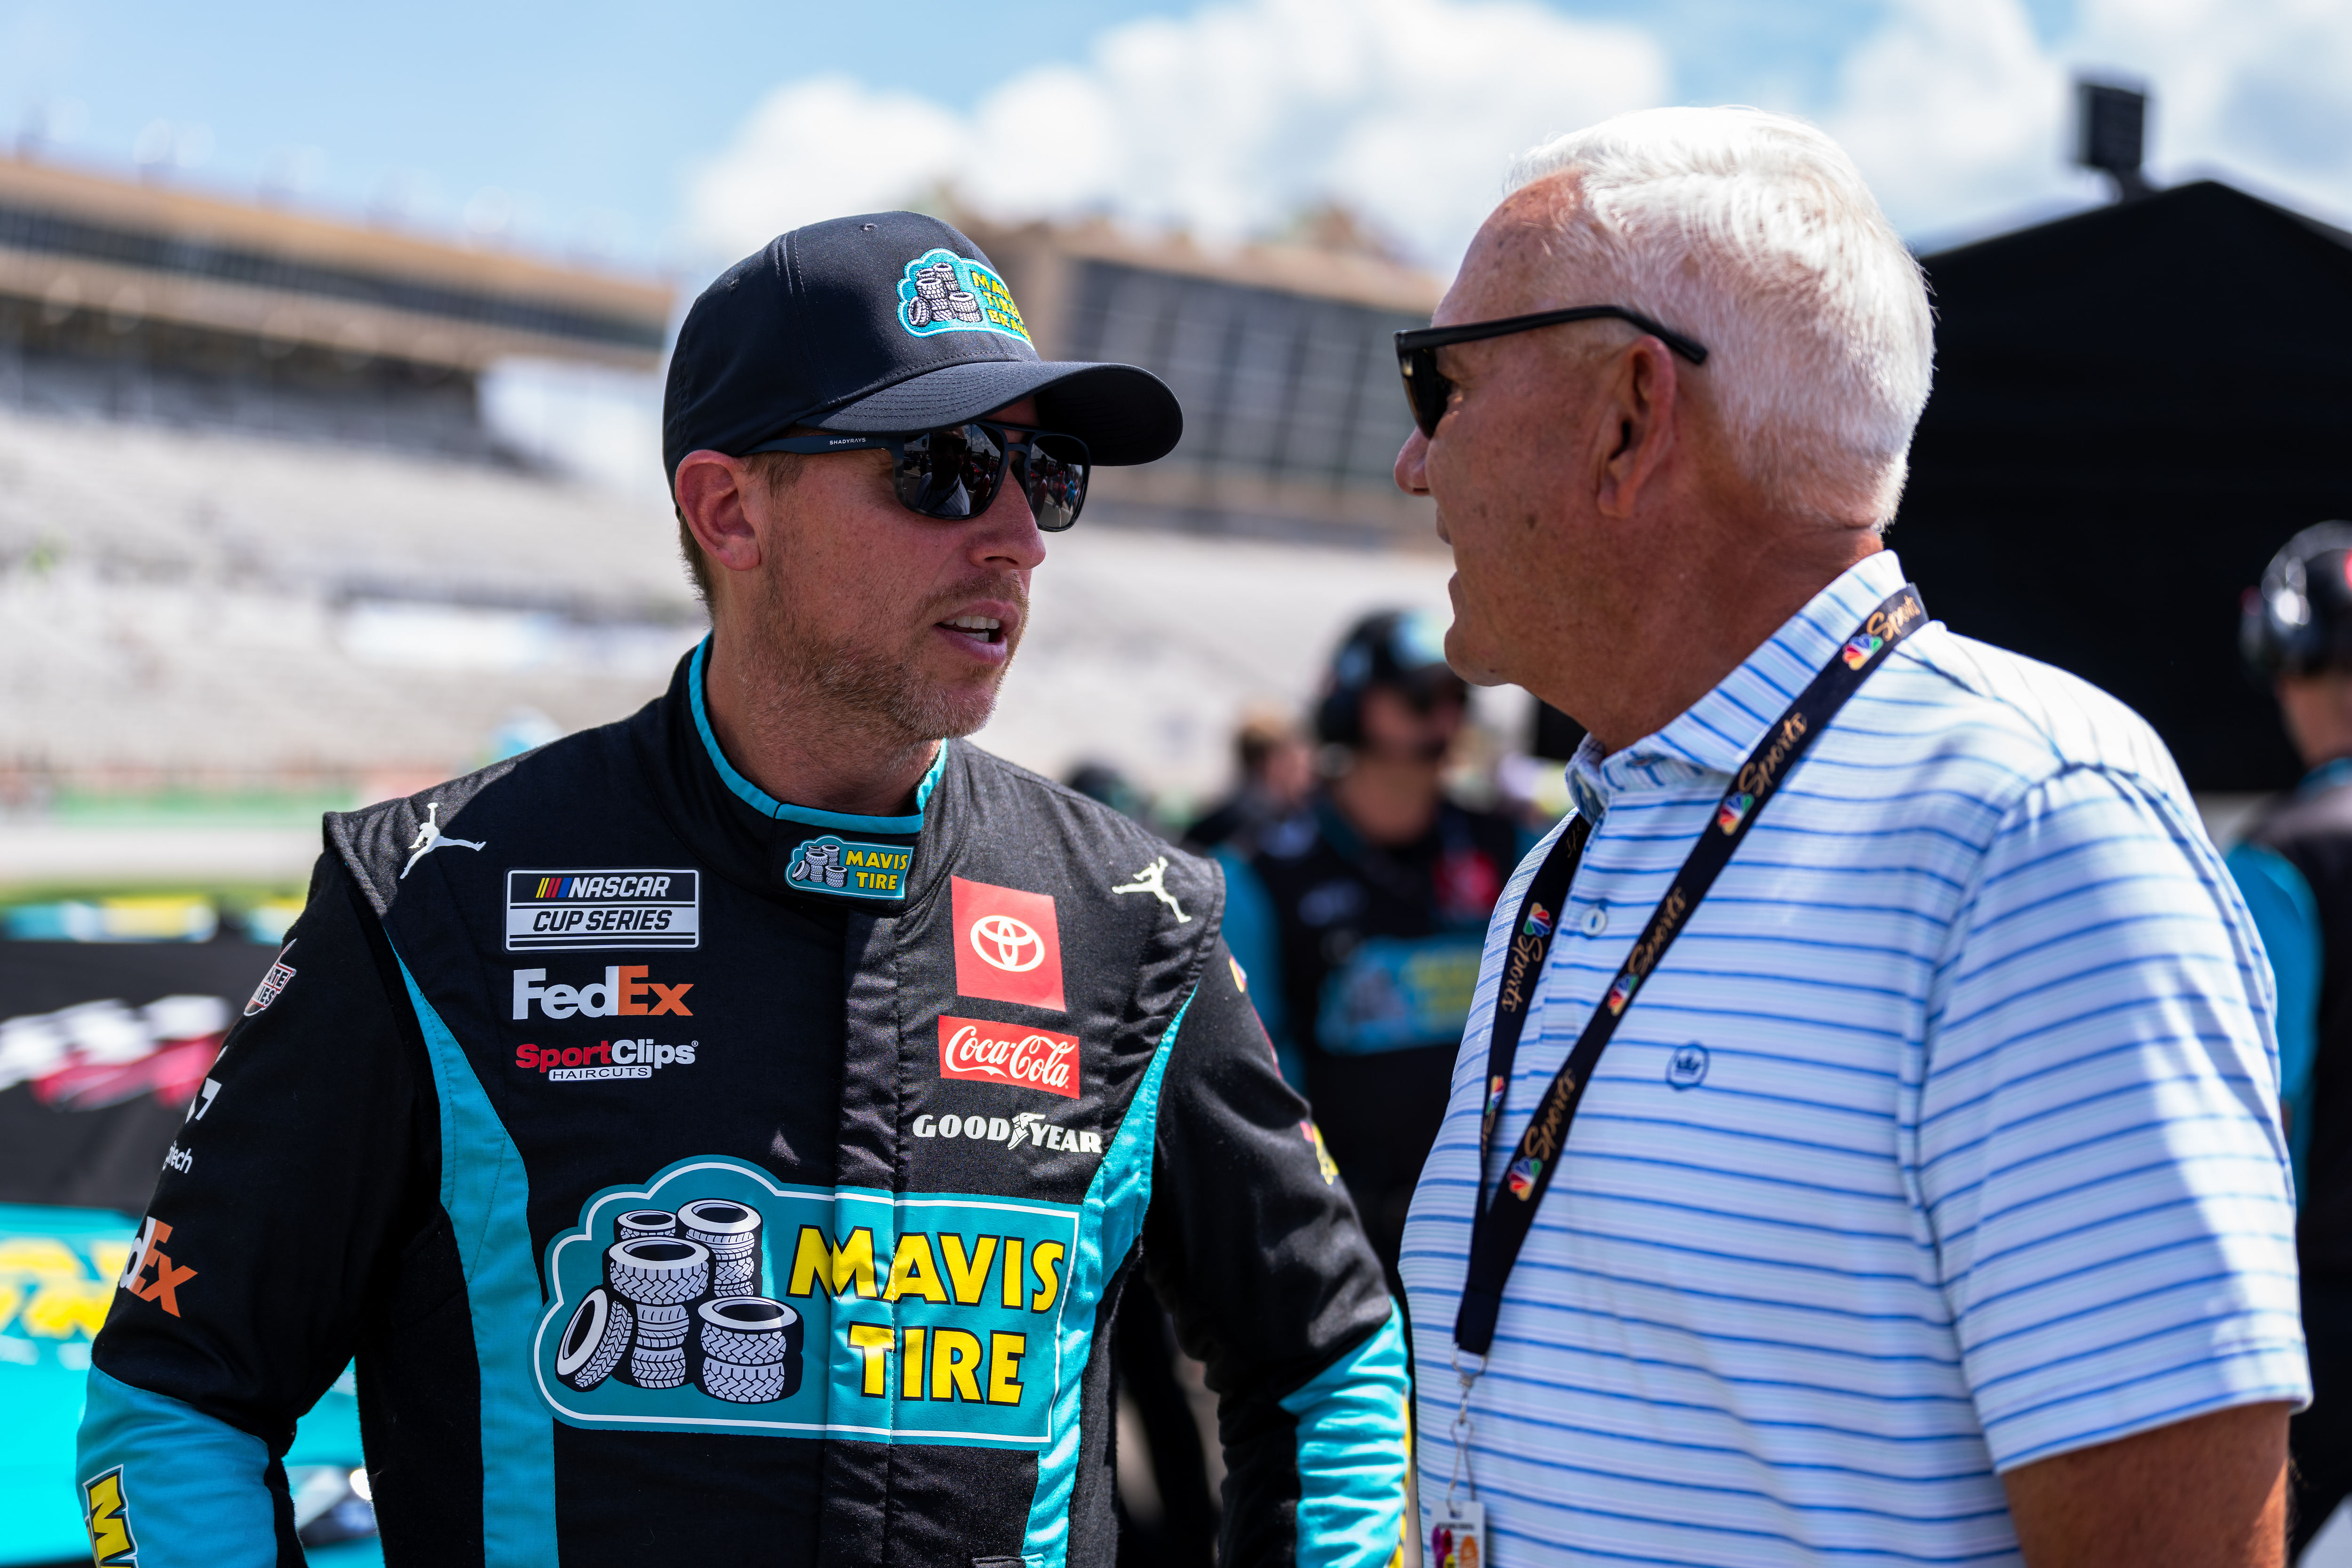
[1023,435,1089,532]
[894,424,1006,519]
[1400,348,1449,438]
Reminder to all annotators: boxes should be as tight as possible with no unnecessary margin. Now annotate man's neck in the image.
[702,637,939,819]
[1328,755,1444,846]
[1562,526,1883,756]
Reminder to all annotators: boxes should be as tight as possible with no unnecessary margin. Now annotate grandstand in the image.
[0,159,1462,888]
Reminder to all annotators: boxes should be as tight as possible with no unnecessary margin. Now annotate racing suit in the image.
[78,643,1409,1568]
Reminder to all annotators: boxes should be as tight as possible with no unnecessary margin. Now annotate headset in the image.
[2242,522,2352,681]
[1314,609,1463,748]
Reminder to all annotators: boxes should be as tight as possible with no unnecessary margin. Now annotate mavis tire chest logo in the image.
[951,876,1065,1010]
[896,247,1031,343]
[535,1155,1079,1447]
[787,836,912,901]
[507,869,699,951]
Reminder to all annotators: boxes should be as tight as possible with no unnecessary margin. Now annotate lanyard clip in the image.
[1446,1347,1485,1507]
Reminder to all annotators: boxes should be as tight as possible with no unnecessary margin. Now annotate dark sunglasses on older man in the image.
[1393,305,1710,439]
[749,421,1093,531]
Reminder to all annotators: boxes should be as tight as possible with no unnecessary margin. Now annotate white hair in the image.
[1506,107,1933,526]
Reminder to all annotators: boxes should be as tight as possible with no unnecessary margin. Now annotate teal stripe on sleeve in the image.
[1022,993,1193,1568]
[2225,838,2324,1199]
[76,1364,276,1568]
[1277,1305,1410,1568]
[393,952,557,1566]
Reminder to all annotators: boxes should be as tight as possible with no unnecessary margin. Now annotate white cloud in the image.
[684,0,1667,270]
[682,0,2352,283]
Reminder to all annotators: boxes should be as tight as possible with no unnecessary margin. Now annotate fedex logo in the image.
[951,876,1065,1011]
[938,1015,1080,1098]
[512,966,693,1020]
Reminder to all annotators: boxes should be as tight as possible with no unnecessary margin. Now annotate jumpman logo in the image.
[400,802,487,879]
[1111,856,1190,923]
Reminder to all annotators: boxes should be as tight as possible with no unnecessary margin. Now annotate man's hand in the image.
[2002,1402,2290,1567]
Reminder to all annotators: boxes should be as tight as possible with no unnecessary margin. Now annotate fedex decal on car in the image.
[513,967,693,1020]
[937,1015,1079,1098]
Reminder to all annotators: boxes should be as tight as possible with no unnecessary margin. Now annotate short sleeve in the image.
[1918,766,2309,1472]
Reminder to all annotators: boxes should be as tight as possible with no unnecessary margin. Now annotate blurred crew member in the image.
[2232,521,2352,1559]
[1396,108,2304,1567]
[1184,705,1314,852]
[78,213,1406,1568]
[1222,610,1527,1291]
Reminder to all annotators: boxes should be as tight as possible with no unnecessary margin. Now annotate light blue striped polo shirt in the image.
[1399,549,2309,1567]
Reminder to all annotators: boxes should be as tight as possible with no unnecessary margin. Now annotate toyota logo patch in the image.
[950,876,1066,1010]
[970,914,1044,973]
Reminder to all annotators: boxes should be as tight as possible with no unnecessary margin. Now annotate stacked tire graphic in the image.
[557,1196,797,1406]
[606,1236,709,1390]
[696,1297,804,1402]
[680,1200,763,1297]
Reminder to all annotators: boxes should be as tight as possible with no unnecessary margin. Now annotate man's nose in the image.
[1395,428,1431,496]
[969,471,1048,570]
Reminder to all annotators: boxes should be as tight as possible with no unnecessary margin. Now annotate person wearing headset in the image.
[2232,521,2352,1559]
[1218,611,1532,1295]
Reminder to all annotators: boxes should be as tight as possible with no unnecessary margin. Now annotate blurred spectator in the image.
[1183,706,1314,852]
[2229,521,2352,1559]
[1219,610,1530,1294]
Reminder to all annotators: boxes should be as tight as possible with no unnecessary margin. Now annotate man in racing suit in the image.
[77,212,1409,1568]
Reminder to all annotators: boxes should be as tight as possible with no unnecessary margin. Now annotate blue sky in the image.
[14,0,2332,292]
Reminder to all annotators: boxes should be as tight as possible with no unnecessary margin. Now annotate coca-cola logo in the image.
[936,1014,1080,1099]
[969,914,1043,973]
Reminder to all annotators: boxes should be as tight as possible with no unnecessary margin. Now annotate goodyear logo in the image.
[533,1155,1081,1447]
[787,836,912,901]
[507,869,699,952]
[896,248,1032,345]
[82,1466,137,1566]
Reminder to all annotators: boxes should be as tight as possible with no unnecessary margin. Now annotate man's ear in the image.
[674,451,764,573]
[1592,340,1682,520]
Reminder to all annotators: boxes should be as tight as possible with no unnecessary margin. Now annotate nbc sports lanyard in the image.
[1440,584,1927,1505]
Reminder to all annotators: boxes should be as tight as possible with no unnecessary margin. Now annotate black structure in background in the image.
[0,938,276,1213]
[1896,179,2352,793]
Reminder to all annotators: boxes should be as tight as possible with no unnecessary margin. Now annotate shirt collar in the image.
[2300,755,2352,796]
[1572,549,1911,802]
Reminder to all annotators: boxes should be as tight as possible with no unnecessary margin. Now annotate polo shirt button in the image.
[1581,907,1608,936]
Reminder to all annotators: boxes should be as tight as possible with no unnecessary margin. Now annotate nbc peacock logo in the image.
[1523,903,1554,938]
[1841,632,1885,670]
[1506,1155,1543,1200]
[1604,971,1639,1014]
[1716,792,1755,834]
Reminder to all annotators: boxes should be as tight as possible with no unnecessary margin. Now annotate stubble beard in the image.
[743,568,1028,749]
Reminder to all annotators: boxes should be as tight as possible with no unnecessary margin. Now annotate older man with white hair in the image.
[1396,108,2308,1567]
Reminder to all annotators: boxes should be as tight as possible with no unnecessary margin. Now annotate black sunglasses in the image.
[1394,305,1710,439]
[749,421,1092,531]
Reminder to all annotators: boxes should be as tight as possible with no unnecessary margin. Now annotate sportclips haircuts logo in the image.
[950,876,1065,1011]
[513,967,693,1020]
[937,1016,1079,1099]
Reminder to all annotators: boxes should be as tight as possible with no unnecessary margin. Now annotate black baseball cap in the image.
[662,211,1183,485]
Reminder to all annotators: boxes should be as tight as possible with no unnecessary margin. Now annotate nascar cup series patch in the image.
[507,870,699,951]
[534,1155,1080,1447]
[896,248,1031,345]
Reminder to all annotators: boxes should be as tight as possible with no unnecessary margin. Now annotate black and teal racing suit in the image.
[77,643,1408,1568]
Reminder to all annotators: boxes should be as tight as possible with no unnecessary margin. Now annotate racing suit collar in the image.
[685,636,947,833]
[633,638,947,912]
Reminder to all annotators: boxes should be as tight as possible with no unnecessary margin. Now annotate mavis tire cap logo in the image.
[508,870,699,951]
[950,877,1065,1010]
[82,1466,136,1567]
[937,1014,1080,1098]
[896,247,1031,344]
